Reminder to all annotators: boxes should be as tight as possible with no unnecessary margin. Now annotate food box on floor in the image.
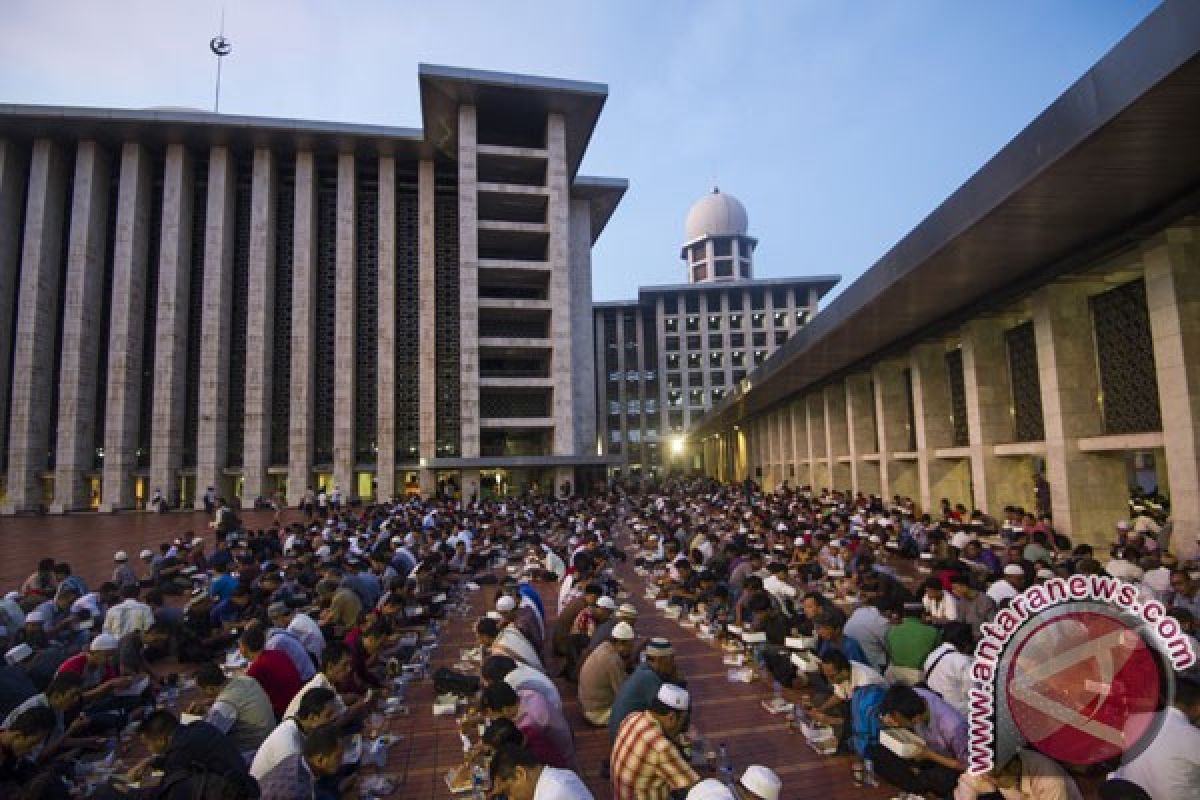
[785,635,817,650]
[790,652,820,672]
[801,723,838,755]
[881,728,925,759]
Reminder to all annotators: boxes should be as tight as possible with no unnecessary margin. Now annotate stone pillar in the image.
[872,360,911,500]
[100,143,153,512]
[375,155,397,503]
[1031,284,1127,546]
[0,141,27,488]
[51,142,111,513]
[547,113,574,455]
[193,148,237,509]
[807,394,828,489]
[961,318,1022,514]
[846,373,880,496]
[790,399,810,487]
[241,148,276,504]
[149,144,194,504]
[910,342,971,510]
[4,140,68,514]
[333,152,356,499]
[458,105,480,459]
[825,384,851,489]
[1143,229,1200,559]
[417,159,437,491]
[287,151,317,506]
[462,468,480,504]
[569,197,596,456]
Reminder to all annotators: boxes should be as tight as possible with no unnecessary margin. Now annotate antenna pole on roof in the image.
[209,7,233,113]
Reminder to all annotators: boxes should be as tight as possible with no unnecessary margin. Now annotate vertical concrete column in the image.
[547,113,574,454]
[1031,284,1126,546]
[193,148,237,508]
[872,360,910,499]
[417,159,437,495]
[100,143,153,512]
[1143,229,1200,559]
[807,393,828,488]
[825,384,850,488]
[910,342,967,511]
[593,313,607,455]
[51,142,111,513]
[332,152,356,498]
[4,140,68,514]
[149,144,194,504]
[457,105,480,459]
[790,399,809,487]
[241,148,276,504]
[0,141,28,486]
[846,373,878,495]
[570,199,597,458]
[375,155,397,503]
[287,151,317,506]
[961,318,1021,514]
[781,400,795,480]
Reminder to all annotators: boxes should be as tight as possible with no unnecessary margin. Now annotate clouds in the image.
[0,0,1159,300]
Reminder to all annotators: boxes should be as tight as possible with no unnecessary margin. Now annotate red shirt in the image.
[246,649,302,718]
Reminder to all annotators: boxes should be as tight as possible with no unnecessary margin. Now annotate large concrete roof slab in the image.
[693,0,1200,436]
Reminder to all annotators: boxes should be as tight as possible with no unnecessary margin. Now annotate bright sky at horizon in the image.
[0,0,1160,302]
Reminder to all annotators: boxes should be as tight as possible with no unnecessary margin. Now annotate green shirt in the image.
[886,618,941,669]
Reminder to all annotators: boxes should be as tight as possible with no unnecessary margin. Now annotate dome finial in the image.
[712,185,719,194]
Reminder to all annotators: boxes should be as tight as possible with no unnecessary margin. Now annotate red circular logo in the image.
[1005,611,1165,765]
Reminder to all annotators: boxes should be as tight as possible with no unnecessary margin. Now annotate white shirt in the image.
[557,573,578,614]
[1105,559,1144,582]
[923,592,959,623]
[533,766,593,800]
[764,574,798,600]
[923,643,972,717]
[287,613,326,662]
[506,663,562,711]
[987,580,1019,606]
[495,625,544,672]
[1112,706,1200,800]
[284,672,347,722]
[103,598,154,637]
[249,718,305,780]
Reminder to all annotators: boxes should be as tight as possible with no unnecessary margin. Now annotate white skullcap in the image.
[192,537,205,547]
[687,779,735,800]
[611,621,636,641]
[90,633,119,651]
[113,550,128,562]
[5,643,33,665]
[1003,564,1025,577]
[793,536,805,546]
[596,596,617,610]
[617,603,639,618]
[25,610,47,624]
[739,766,782,800]
[1116,520,1131,530]
[139,549,154,559]
[496,596,517,612]
[5,591,20,602]
[868,534,882,544]
[1036,568,1055,581]
[656,683,690,711]
[485,611,503,621]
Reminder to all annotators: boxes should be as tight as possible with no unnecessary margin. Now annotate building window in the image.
[712,388,725,402]
[690,243,705,262]
[733,370,746,383]
[664,296,678,314]
[740,262,750,278]
[772,288,788,307]
[729,313,743,329]
[686,335,702,350]
[731,333,744,347]
[752,332,767,347]
[714,259,733,277]
[728,292,743,311]
[754,350,768,365]
[714,239,732,257]
[708,333,723,349]
[774,331,788,346]
[795,309,809,327]
[688,371,704,386]
[902,368,917,451]
[689,389,705,407]
[945,348,969,447]
[751,288,765,310]
[709,352,723,368]
[708,314,722,331]
[1005,321,1045,442]
[711,371,726,386]
[685,294,699,313]
[666,336,680,352]
[685,315,700,332]
[1091,279,1162,434]
[664,317,678,334]
[667,372,682,388]
[732,351,746,367]
[773,311,788,327]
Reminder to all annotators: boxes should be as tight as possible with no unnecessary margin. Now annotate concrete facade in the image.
[0,65,625,511]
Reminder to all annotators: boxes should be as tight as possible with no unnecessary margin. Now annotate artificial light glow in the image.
[671,436,686,456]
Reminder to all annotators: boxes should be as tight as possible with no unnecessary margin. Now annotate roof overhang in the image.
[573,175,628,242]
[0,104,430,160]
[418,63,607,180]
[692,0,1200,437]
[637,275,841,303]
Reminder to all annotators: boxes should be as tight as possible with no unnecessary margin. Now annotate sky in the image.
[0,0,1160,302]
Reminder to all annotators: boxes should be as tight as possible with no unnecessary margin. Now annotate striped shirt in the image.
[611,711,698,800]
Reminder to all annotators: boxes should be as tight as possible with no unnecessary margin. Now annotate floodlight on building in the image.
[671,436,686,456]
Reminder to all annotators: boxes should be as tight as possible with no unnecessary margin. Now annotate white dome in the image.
[684,187,748,241]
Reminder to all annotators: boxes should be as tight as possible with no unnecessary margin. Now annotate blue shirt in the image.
[608,664,665,742]
[817,634,869,666]
[518,584,545,621]
[210,573,237,603]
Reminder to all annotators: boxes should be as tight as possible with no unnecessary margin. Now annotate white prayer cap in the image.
[687,779,735,800]
[5,644,33,665]
[596,596,617,610]
[113,550,128,562]
[1003,564,1025,577]
[611,621,636,641]
[90,633,119,651]
[496,596,517,612]
[656,683,690,711]
[739,766,782,800]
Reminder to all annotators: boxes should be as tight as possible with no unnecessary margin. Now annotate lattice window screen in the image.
[1005,322,1045,442]
[395,177,420,461]
[313,163,337,464]
[1091,279,1162,435]
[355,163,378,463]
[434,181,460,457]
[945,349,969,448]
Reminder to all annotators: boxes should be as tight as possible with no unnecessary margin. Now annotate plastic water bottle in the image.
[863,757,877,787]
[718,742,733,784]
[772,679,783,706]
[471,763,487,800]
